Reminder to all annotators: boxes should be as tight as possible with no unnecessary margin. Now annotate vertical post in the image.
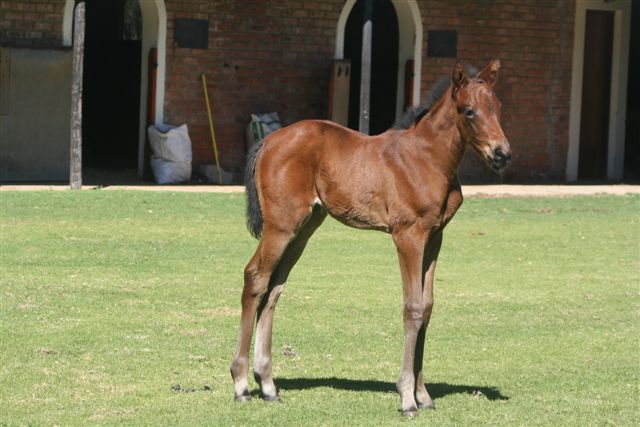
[359,0,373,135]
[143,48,158,180]
[70,1,85,189]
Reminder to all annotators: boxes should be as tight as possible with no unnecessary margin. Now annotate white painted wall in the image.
[138,0,167,175]
[391,0,422,118]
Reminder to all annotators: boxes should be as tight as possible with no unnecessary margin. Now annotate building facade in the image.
[0,0,636,182]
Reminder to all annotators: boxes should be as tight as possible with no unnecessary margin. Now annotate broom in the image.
[200,73,223,184]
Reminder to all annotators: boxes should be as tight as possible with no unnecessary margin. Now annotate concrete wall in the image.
[0,47,71,181]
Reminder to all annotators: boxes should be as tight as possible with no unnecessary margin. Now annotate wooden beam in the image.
[70,1,85,189]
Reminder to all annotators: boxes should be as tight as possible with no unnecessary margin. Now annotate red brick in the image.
[4,11,22,20]
[35,3,54,13]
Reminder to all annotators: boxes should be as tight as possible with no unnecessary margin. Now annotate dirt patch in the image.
[34,347,61,356]
[171,384,212,393]
[282,344,298,357]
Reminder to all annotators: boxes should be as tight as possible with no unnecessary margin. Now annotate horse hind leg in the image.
[230,227,293,402]
[230,204,326,402]
[253,205,326,401]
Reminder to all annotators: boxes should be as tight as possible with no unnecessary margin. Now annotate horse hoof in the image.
[418,402,436,410]
[234,394,251,403]
[401,408,419,418]
[262,394,282,403]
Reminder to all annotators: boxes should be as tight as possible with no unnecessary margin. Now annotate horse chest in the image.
[388,183,462,233]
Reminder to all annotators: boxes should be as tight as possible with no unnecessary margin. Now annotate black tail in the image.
[245,140,264,239]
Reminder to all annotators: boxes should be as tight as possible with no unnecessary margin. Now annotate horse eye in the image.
[464,108,475,118]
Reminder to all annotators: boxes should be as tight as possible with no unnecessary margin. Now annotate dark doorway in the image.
[344,0,399,135]
[578,10,614,180]
[81,0,142,169]
[624,1,640,182]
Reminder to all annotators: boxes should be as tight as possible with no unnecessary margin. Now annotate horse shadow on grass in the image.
[274,377,509,401]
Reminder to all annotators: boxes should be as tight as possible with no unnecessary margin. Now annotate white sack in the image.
[147,124,192,184]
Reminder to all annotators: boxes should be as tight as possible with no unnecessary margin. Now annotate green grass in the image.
[1,190,638,426]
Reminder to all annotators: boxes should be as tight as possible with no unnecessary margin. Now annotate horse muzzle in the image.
[487,143,511,173]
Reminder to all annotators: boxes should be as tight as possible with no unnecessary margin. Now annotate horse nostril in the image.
[493,146,511,164]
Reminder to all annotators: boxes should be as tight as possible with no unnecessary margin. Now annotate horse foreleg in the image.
[253,208,326,401]
[414,231,442,410]
[230,228,292,402]
[394,227,429,417]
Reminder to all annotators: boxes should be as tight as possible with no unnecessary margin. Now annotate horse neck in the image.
[414,88,466,179]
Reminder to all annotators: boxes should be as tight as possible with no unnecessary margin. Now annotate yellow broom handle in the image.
[201,73,223,183]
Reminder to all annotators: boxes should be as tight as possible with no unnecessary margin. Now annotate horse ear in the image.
[451,61,468,97]
[478,59,501,86]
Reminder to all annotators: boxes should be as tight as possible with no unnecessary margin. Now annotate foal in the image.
[230,60,511,416]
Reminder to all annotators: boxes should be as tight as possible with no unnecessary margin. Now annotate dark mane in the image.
[393,65,478,130]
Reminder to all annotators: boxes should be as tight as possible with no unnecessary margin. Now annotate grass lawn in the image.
[1,190,638,425]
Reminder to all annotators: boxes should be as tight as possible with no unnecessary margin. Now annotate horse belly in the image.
[316,159,391,232]
[323,194,390,231]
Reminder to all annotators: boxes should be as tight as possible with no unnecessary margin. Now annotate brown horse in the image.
[230,60,511,417]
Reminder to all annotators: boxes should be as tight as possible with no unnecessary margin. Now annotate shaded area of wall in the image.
[0,47,72,181]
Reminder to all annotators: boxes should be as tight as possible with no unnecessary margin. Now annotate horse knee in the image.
[403,300,433,326]
[403,301,425,325]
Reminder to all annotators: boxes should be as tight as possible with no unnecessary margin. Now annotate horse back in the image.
[256,120,455,233]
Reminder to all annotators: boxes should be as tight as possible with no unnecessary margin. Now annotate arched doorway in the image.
[344,0,398,134]
[336,0,422,134]
[63,0,167,178]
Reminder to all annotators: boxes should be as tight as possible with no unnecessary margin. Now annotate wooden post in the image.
[359,0,373,135]
[70,1,85,189]
[143,48,158,180]
[328,59,351,126]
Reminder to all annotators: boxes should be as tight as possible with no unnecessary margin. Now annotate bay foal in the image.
[230,60,511,416]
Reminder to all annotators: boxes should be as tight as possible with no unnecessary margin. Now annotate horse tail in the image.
[245,140,264,239]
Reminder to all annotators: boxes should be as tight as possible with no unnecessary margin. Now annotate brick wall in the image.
[419,0,575,181]
[0,0,66,45]
[163,0,345,175]
[1,0,577,182]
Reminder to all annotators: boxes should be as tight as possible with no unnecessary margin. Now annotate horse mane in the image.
[393,65,478,130]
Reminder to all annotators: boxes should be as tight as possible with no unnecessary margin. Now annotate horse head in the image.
[451,60,512,173]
